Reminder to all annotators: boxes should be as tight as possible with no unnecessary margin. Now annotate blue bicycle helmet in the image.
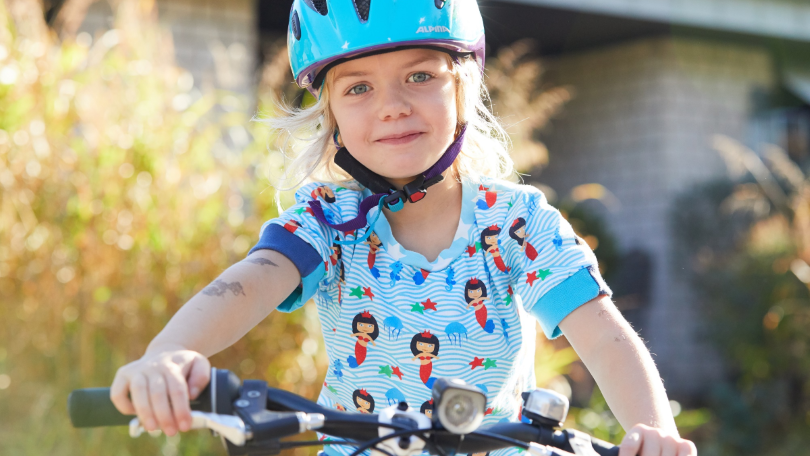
[288,0,485,96]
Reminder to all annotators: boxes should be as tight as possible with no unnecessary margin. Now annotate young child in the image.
[111,1,696,455]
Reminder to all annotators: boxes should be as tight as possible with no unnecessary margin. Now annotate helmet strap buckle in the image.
[403,175,426,203]
[384,192,406,212]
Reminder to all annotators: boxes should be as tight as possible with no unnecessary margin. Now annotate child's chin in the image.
[379,162,436,181]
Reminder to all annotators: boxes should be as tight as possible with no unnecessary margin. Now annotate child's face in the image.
[328,48,457,186]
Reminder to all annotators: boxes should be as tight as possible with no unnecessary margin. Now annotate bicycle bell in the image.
[521,389,569,428]
[431,378,487,434]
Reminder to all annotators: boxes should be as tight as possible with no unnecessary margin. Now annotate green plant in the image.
[0,1,324,454]
[671,136,810,455]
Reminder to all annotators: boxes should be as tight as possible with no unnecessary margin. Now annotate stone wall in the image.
[537,36,775,398]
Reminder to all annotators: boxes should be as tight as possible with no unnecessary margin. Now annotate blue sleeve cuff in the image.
[248,223,326,313]
[276,262,325,313]
[248,223,323,277]
[528,267,609,339]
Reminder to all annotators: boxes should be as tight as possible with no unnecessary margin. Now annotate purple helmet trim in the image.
[299,34,486,97]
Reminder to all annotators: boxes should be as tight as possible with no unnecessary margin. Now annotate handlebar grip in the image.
[591,436,619,456]
[68,382,217,429]
[68,388,133,428]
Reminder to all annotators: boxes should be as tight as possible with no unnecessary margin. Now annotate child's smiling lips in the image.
[375,130,424,145]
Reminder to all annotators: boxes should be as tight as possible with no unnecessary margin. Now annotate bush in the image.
[671,137,810,455]
[0,2,325,454]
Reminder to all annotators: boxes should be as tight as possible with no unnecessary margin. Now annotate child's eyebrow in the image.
[333,70,369,85]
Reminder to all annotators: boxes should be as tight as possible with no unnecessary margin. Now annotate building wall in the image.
[506,0,810,43]
[78,0,257,94]
[537,37,775,398]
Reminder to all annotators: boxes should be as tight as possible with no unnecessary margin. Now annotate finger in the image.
[186,355,211,400]
[619,428,643,456]
[165,368,192,432]
[110,370,135,415]
[148,373,178,436]
[660,434,678,456]
[130,373,157,432]
[639,428,661,456]
[678,440,697,456]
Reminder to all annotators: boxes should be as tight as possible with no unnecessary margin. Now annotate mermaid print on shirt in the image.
[347,311,378,368]
[476,185,498,210]
[311,185,337,203]
[480,224,511,273]
[465,278,495,333]
[283,219,302,233]
[413,268,430,285]
[331,236,345,304]
[420,399,434,418]
[509,217,538,261]
[352,389,375,414]
[365,231,383,279]
[330,236,344,278]
[252,179,612,456]
[410,330,440,389]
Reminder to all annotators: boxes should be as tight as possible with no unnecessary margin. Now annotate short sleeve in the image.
[248,182,347,313]
[508,189,612,339]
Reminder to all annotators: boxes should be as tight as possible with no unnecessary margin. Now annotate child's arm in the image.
[147,249,300,356]
[110,249,300,437]
[559,295,697,455]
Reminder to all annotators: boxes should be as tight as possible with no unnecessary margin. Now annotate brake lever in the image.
[128,411,251,446]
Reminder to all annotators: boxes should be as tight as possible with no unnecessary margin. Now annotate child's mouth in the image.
[376,132,423,145]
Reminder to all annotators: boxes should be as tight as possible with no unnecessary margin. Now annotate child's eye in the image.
[348,84,369,95]
[408,72,432,83]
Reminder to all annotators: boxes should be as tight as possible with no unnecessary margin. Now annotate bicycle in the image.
[68,368,620,456]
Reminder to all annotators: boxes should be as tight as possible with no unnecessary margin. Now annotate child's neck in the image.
[384,172,462,262]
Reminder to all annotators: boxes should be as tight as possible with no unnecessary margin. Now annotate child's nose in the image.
[376,85,412,121]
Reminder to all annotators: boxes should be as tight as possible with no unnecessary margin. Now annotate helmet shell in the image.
[288,0,485,95]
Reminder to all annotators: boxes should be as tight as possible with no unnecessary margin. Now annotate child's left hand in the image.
[619,424,697,456]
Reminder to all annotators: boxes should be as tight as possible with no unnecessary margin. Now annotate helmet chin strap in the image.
[308,124,467,233]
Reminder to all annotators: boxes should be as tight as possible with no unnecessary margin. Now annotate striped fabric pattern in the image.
[253,177,611,455]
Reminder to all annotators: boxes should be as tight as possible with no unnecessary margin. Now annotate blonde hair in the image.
[254,53,514,191]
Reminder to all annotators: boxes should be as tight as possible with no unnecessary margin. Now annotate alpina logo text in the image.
[416,26,450,33]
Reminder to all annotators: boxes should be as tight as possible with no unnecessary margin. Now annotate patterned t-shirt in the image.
[249,177,611,455]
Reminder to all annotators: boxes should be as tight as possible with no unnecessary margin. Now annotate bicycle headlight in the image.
[431,378,486,434]
[521,389,569,427]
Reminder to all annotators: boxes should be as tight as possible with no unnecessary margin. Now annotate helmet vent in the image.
[303,0,328,16]
[353,0,371,22]
[291,10,301,40]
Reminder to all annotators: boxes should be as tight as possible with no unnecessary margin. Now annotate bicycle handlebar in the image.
[68,369,619,456]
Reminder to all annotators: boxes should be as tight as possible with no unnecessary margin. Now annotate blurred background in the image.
[2,0,810,454]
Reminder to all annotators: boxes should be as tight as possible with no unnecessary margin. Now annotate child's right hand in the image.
[110,348,211,436]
